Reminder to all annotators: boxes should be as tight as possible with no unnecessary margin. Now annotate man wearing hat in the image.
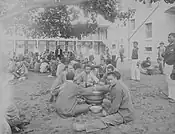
[131,41,140,81]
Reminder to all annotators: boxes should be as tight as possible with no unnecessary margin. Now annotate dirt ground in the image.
[10,62,175,134]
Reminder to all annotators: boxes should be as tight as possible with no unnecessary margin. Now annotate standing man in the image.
[157,41,166,74]
[119,45,125,63]
[131,41,140,81]
[55,44,63,60]
[111,44,118,68]
[161,33,175,102]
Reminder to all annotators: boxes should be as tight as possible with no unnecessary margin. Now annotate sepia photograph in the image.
[0,0,175,134]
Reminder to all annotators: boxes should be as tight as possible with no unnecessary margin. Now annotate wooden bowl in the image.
[89,105,102,113]
[85,95,104,101]
[92,90,104,96]
[86,99,103,105]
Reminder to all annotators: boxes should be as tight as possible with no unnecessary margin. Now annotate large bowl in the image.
[89,106,102,113]
[86,99,103,105]
[92,90,104,96]
[84,94,104,101]
[84,91,105,101]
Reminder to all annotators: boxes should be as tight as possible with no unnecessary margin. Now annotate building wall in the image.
[127,0,175,61]
[82,0,175,61]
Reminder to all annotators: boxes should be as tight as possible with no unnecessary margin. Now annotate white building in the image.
[119,0,175,61]
[80,0,175,61]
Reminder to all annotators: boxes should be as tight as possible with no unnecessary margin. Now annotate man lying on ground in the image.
[73,71,135,132]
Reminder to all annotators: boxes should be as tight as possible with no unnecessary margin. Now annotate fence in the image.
[6,39,106,57]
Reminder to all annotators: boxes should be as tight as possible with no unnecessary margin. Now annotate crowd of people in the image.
[48,54,134,132]
[7,44,123,81]
[4,33,175,133]
[130,33,175,104]
[5,43,127,133]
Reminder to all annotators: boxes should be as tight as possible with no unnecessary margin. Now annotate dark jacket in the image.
[55,48,63,58]
[131,48,138,60]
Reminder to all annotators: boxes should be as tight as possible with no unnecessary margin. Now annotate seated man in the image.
[98,59,107,79]
[73,62,83,77]
[101,64,119,84]
[33,59,41,72]
[141,57,154,75]
[50,64,74,93]
[53,73,96,118]
[40,59,49,73]
[14,61,28,80]
[141,57,151,69]
[74,64,99,87]
[48,57,58,77]
[6,103,29,133]
[73,71,135,132]
[56,59,66,77]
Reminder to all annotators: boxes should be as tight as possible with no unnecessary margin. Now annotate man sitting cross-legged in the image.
[51,71,103,118]
[73,71,135,132]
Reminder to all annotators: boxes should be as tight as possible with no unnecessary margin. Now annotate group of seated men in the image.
[49,57,135,132]
[8,50,76,80]
[140,57,165,75]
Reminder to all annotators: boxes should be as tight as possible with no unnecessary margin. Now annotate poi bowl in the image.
[86,99,103,105]
[89,106,102,114]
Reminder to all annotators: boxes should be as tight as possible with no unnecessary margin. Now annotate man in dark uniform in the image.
[55,45,63,60]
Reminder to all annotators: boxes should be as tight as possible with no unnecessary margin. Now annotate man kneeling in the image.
[73,71,135,132]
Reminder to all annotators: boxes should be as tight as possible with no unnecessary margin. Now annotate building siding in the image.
[83,0,175,61]
[127,0,175,61]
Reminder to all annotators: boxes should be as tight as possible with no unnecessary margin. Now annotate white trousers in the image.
[164,64,175,100]
[131,59,140,80]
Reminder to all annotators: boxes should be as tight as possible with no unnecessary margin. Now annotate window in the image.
[145,47,152,52]
[130,19,135,30]
[98,28,108,40]
[145,23,152,38]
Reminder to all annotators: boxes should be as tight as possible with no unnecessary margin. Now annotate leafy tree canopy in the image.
[2,0,136,39]
[135,0,175,4]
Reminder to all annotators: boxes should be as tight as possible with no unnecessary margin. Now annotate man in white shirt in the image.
[161,33,175,103]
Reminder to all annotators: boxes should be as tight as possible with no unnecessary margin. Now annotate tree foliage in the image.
[33,0,134,39]
[33,5,72,38]
[79,0,119,23]
[2,0,136,39]
[136,0,175,4]
[70,22,98,39]
[31,5,98,39]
